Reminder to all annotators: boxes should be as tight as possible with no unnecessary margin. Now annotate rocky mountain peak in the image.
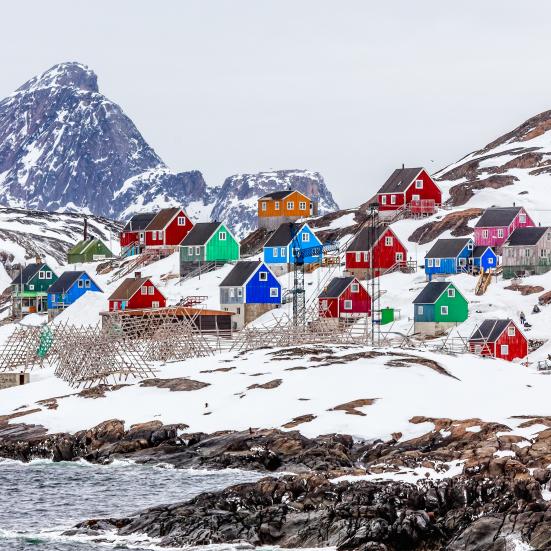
[14,62,98,95]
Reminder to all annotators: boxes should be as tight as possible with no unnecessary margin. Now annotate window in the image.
[177,216,186,226]
[459,258,466,266]
[415,179,423,189]
[435,258,441,267]
[417,305,424,315]
[525,248,531,257]
[188,246,194,255]
[237,288,243,297]
[259,271,268,281]
[355,252,361,262]
[475,345,482,354]
[273,247,278,257]
[85,280,91,288]
[152,301,159,308]
[280,247,286,257]
[45,271,52,279]
[151,230,157,240]
[508,325,516,336]
[396,252,403,262]
[195,246,201,255]
[482,230,489,238]
[363,251,369,262]
[261,202,267,211]
[497,229,504,238]
[344,299,353,310]
[412,194,420,201]
[229,288,235,298]
[139,232,144,241]
[38,271,45,279]
[519,214,526,224]
[381,196,387,205]
[468,242,473,250]
[390,195,397,205]
[302,233,310,242]
[440,305,448,316]
[113,302,119,311]
[219,232,227,241]
[274,201,280,211]
[351,283,359,293]
[287,201,294,210]
[148,286,154,295]
[158,230,164,240]
[427,258,434,267]
[447,288,455,298]
[78,280,84,288]
[299,202,306,210]
[237,307,241,314]
[141,286,148,295]
[322,299,328,309]
[29,284,34,291]
[488,257,494,264]
[500,344,509,355]
[270,287,279,297]
[385,236,393,246]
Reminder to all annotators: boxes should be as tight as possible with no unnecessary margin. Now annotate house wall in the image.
[205,225,240,261]
[337,283,371,317]
[244,303,278,326]
[264,244,290,264]
[502,229,551,279]
[434,289,468,323]
[245,267,281,304]
[474,208,535,248]
[164,210,193,246]
[220,286,245,304]
[120,230,138,247]
[319,297,339,318]
[473,248,498,271]
[414,303,435,322]
[180,245,206,263]
[345,228,406,273]
[258,191,311,219]
[414,320,459,337]
[109,280,166,311]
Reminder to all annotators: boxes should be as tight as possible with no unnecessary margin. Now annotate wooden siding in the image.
[319,279,371,318]
[258,190,312,219]
[502,228,551,278]
[205,224,240,262]
[474,208,535,248]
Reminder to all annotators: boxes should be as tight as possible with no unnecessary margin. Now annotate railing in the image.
[177,296,208,307]
[179,261,223,284]
[409,199,437,216]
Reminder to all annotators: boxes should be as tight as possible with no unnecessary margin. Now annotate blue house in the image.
[220,260,282,329]
[471,246,498,272]
[263,222,322,275]
[47,271,102,320]
[424,238,474,280]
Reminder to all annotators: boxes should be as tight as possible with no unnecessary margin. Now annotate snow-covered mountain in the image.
[0,62,211,220]
[210,170,339,237]
[0,63,339,234]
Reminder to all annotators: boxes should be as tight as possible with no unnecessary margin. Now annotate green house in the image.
[67,237,113,264]
[413,281,468,337]
[180,222,240,275]
[11,262,58,317]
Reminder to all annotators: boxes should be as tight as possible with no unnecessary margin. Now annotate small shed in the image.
[318,276,371,319]
[468,319,527,362]
[67,237,113,264]
[471,246,498,272]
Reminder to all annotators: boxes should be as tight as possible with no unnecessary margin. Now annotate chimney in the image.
[402,163,405,169]
[35,256,41,264]
[134,271,142,279]
[83,217,88,241]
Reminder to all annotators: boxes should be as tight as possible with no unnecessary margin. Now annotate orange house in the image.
[257,190,317,230]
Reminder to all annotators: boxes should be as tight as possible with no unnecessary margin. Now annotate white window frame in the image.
[152,301,160,308]
[78,280,84,288]
[440,305,448,316]
[229,288,235,298]
[415,179,423,189]
[321,299,328,310]
[459,258,467,266]
[396,252,403,262]
[355,252,361,262]
[351,283,359,293]
[286,201,294,210]
[519,214,526,224]
[447,288,455,298]
[261,202,267,211]
[38,271,45,279]
[259,271,268,281]
[195,246,201,255]
[381,195,387,205]
[237,288,243,297]
[482,229,489,239]
[274,201,280,211]
[148,285,154,295]
[488,257,494,264]
[434,258,441,268]
[141,286,148,295]
[85,279,91,288]
[343,299,353,310]
[385,236,393,246]
[427,258,434,267]
[412,194,420,202]
[177,216,186,226]
[302,232,310,243]
[475,345,482,354]
[468,242,473,251]
[497,228,504,238]
[280,247,286,257]
[29,284,34,291]
[158,230,164,240]
[417,305,424,315]
[500,344,509,355]
[390,195,397,205]
[218,231,227,241]
[273,247,278,257]
[46,271,52,279]
[188,246,194,255]
[508,326,516,336]
[299,201,307,211]
[151,230,157,240]
[270,287,279,297]
[363,251,369,262]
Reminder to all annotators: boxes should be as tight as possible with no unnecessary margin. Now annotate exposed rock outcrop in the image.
[408,208,483,244]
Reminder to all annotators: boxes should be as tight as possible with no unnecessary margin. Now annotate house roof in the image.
[469,319,515,342]
[264,222,309,247]
[475,207,522,228]
[123,212,156,232]
[505,227,548,246]
[48,271,87,293]
[180,222,221,246]
[220,261,262,287]
[68,237,109,256]
[413,281,452,304]
[425,238,472,258]
[346,226,387,252]
[472,245,493,257]
[259,190,295,201]
[108,277,151,301]
[378,167,423,194]
[319,277,355,298]
[146,207,181,231]
[11,263,45,285]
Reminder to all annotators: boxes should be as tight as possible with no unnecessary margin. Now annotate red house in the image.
[468,319,528,362]
[144,207,193,248]
[318,276,371,319]
[108,272,166,311]
[120,213,156,252]
[377,167,441,218]
[346,226,407,278]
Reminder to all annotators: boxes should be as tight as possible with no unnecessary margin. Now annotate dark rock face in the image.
[211,170,339,238]
[408,208,483,245]
[0,62,209,220]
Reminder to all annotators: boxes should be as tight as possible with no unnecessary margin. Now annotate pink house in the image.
[474,207,535,251]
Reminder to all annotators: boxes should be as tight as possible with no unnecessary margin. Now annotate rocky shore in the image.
[4,415,551,549]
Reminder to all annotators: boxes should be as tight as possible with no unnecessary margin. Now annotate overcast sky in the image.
[1,1,550,208]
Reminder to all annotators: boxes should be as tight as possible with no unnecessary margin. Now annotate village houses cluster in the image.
[11,166,546,362]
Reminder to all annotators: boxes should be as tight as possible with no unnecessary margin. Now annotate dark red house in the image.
[468,319,528,362]
[318,276,371,319]
[377,167,441,217]
[120,212,156,252]
[108,272,166,311]
[346,226,407,278]
[144,207,193,248]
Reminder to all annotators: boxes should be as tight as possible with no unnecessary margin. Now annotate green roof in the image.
[68,238,111,256]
